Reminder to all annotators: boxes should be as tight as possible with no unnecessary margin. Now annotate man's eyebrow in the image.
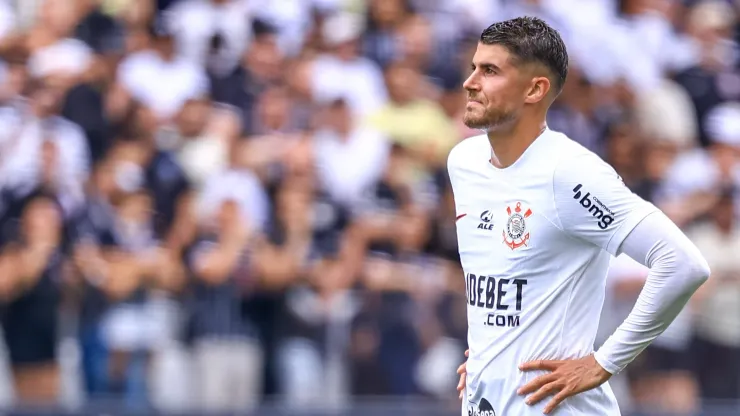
[471,62,502,72]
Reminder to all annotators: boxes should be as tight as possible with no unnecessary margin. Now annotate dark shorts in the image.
[690,335,740,400]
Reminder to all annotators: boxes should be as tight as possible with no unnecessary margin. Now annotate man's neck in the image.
[487,118,547,169]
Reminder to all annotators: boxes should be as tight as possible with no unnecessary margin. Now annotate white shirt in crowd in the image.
[313,127,390,213]
[248,0,340,56]
[0,0,15,41]
[166,0,252,69]
[310,54,388,118]
[448,128,707,416]
[117,50,210,120]
[0,103,90,214]
[27,38,93,79]
[197,168,270,232]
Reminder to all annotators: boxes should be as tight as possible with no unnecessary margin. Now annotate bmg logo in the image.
[572,184,614,230]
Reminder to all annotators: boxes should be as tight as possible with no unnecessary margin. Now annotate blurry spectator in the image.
[51,0,123,166]
[311,12,387,117]
[184,198,263,412]
[424,173,459,264]
[0,193,65,405]
[105,132,190,242]
[547,66,612,154]
[61,82,110,164]
[247,0,337,57]
[396,14,461,96]
[115,0,157,32]
[0,0,16,45]
[362,0,414,68]
[26,0,94,85]
[75,143,183,405]
[349,143,422,260]
[355,255,422,396]
[60,51,113,164]
[166,0,251,70]
[685,189,740,401]
[348,314,389,396]
[345,144,437,396]
[72,157,125,400]
[116,19,209,121]
[618,0,697,75]
[248,83,307,137]
[255,175,316,404]
[74,0,126,56]
[391,208,454,398]
[626,79,698,207]
[27,35,93,86]
[367,60,457,166]
[313,99,390,212]
[268,174,355,409]
[197,139,270,235]
[95,189,158,407]
[168,98,239,189]
[0,78,90,218]
[409,0,500,42]
[660,101,740,225]
[210,19,285,135]
[675,0,740,146]
[0,56,29,103]
[604,120,645,192]
[633,78,698,155]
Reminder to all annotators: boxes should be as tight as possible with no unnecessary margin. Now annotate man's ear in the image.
[524,76,551,104]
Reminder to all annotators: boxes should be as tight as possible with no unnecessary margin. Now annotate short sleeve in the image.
[553,153,658,255]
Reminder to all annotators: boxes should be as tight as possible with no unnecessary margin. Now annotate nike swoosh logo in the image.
[456,213,467,221]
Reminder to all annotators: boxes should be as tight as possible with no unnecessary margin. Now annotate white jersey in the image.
[448,129,658,416]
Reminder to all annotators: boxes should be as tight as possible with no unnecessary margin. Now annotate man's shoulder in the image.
[541,129,612,177]
[540,129,592,157]
[447,134,488,171]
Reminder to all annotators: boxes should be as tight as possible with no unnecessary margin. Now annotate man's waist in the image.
[466,342,595,380]
[465,376,619,416]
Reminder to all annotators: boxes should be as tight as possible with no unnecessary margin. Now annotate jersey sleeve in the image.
[552,153,659,255]
[594,210,710,374]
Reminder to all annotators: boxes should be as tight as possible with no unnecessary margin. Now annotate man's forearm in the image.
[594,211,710,374]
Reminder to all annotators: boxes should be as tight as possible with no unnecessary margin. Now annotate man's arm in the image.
[547,152,710,371]
[518,152,710,414]
[594,210,710,374]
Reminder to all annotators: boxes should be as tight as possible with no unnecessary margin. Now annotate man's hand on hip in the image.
[517,354,612,414]
[456,349,469,399]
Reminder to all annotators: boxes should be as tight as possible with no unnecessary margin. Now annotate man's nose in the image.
[463,74,479,91]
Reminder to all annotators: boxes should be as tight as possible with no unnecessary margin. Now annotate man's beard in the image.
[463,106,516,131]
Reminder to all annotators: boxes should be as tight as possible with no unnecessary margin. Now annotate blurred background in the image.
[0,0,738,415]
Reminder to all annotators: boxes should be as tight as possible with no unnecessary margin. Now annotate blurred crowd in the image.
[0,0,738,414]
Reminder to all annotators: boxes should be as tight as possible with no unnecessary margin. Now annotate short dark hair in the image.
[480,17,568,95]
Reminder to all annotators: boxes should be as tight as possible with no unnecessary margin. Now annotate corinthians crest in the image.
[503,202,533,250]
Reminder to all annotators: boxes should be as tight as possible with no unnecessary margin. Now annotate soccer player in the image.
[449,17,710,416]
